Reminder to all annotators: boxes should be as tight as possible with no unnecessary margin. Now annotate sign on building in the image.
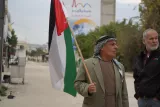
[63,0,101,35]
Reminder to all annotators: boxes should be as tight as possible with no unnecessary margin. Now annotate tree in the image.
[139,0,160,33]
[8,29,18,47]
[36,48,45,56]
[76,20,143,71]
[29,48,45,57]
[30,50,36,57]
[7,29,18,55]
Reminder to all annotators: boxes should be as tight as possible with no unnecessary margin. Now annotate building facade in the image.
[101,0,116,25]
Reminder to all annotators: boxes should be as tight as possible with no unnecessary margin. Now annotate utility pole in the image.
[0,0,5,85]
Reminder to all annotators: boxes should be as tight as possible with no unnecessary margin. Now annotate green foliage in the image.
[139,0,160,33]
[0,85,8,96]
[7,29,18,55]
[36,48,45,55]
[30,50,37,56]
[75,0,160,71]
[28,48,46,57]
[76,20,143,71]
[8,29,18,47]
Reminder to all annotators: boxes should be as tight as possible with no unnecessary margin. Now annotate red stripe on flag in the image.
[54,0,68,36]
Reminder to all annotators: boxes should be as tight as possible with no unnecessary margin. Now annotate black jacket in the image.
[133,48,160,100]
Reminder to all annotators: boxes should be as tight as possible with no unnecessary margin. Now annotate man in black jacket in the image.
[133,29,160,107]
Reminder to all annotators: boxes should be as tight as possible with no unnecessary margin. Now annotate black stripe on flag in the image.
[48,0,56,51]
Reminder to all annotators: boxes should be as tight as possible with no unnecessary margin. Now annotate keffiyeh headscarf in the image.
[94,35,116,57]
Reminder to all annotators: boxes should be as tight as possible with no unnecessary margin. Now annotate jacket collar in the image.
[140,47,160,57]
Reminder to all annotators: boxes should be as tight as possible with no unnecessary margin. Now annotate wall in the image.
[101,0,116,25]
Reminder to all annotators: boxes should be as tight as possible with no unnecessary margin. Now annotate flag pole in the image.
[67,19,93,84]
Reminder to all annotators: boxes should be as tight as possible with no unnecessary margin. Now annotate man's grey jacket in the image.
[74,57,129,107]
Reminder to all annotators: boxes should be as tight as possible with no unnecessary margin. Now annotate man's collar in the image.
[140,47,160,57]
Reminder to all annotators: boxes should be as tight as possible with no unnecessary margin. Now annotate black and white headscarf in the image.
[94,35,116,57]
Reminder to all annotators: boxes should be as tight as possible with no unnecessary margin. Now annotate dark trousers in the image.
[138,98,160,107]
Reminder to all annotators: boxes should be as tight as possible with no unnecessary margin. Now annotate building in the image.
[16,41,28,53]
[101,0,116,25]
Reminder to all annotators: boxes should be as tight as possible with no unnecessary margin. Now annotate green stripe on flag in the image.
[63,27,77,96]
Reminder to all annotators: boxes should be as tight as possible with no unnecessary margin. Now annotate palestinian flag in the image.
[48,0,77,96]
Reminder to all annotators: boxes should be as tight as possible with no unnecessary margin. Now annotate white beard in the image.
[149,45,159,51]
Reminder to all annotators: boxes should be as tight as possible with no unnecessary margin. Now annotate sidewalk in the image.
[0,62,137,107]
[125,72,133,77]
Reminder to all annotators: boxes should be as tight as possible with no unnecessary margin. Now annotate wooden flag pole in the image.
[67,21,93,84]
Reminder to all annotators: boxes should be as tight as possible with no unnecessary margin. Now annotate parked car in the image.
[9,56,18,65]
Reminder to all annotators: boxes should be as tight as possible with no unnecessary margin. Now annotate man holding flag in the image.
[74,35,129,107]
[48,0,129,107]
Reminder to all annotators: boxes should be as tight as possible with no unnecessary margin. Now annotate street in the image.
[0,62,137,107]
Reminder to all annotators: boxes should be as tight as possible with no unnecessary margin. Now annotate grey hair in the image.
[143,28,158,39]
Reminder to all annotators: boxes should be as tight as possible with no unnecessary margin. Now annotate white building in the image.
[101,0,116,25]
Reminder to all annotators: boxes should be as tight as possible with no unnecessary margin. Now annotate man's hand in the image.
[88,82,96,94]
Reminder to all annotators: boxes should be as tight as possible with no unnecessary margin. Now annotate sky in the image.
[8,0,140,44]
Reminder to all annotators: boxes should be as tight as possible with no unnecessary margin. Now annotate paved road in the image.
[0,62,138,107]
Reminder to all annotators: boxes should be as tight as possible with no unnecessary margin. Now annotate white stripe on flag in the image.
[56,30,66,74]
[49,26,66,89]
